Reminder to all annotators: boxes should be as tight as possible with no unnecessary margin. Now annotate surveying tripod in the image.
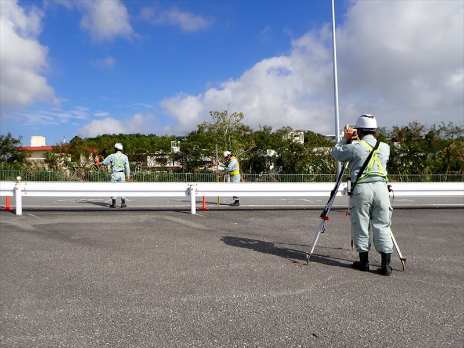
[305,162,407,270]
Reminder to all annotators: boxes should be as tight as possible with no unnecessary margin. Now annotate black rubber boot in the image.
[230,200,240,206]
[379,253,392,276]
[353,252,369,272]
[121,199,127,208]
[110,199,117,208]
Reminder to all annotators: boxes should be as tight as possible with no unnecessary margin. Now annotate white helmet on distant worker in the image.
[355,114,378,131]
[223,151,231,158]
[114,143,123,151]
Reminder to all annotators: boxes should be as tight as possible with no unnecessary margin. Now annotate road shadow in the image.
[75,200,111,207]
[221,236,352,268]
[308,252,353,268]
[222,236,306,262]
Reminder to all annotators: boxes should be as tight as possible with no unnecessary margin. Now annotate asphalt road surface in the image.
[2,194,464,212]
[0,204,463,347]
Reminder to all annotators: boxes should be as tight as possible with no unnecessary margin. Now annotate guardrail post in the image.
[14,178,24,216]
[189,184,197,215]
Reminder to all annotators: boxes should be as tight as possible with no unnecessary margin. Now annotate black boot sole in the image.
[378,267,392,276]
[352,261,370,272]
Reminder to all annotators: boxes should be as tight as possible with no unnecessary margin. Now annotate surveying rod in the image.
[216,144,220,205]
[331,0,341,176]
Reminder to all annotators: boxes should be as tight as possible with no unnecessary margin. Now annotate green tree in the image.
[388,121,429,175]
[387,121,464,175]
[243,126,277,174]
[46,143,72,170]
[426,122,464,174]
[199,110,254,157]
[181,129,215,172]
[0,133,29,167]
[304,131,336,175]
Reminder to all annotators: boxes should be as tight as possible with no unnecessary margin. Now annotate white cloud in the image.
[77,113,158,137]
[0,0,57,114]
[43,0,73,10]
[161,0,464,135]
[7,106,89,127]
[78,117,126,136]
[70,106,90,120]
[94,111,110,118]
[91,56,116,70]
[132,103,154,109]
[259,25,272,42]
[76,0,133,42]
[139,6,212,32]
[335,0,464,126]
[161,27,336,135]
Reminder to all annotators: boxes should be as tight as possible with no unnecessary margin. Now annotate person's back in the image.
[99,143,130,208]
[104,152,129,174]
[332,134,390,184]
[331,114,394,276]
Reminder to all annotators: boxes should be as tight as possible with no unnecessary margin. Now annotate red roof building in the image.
[21,136,54,164]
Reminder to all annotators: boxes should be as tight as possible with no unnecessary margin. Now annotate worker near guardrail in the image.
[97,143,131,208]
[331,114,393,276]
[223,151,241,206]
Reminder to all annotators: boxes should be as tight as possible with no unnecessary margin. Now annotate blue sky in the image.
[1,0,463,147]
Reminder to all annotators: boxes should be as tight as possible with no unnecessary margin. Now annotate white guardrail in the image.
[0,180,463,215]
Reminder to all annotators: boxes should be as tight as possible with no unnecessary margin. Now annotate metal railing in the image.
[1,180,463,216]
[0,170,462,183]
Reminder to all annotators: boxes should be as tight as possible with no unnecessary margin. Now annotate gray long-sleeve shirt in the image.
[101,152,130,176]
[224,157,240,175]
[331,134,390,183]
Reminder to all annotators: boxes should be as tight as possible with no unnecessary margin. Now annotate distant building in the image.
[324,134,336,142]
[171,140,180,153]
[146,141,182,170]
[22,136,53,164]
[285,131,304,144]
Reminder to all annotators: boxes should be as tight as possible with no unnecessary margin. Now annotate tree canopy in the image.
[1,113,463,175]
[0,133,29,167]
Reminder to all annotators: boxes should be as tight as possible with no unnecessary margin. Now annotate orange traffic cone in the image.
[3,196,12,211]
[200,196,208,210]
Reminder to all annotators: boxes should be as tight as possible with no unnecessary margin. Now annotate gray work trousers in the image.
[111,172,126,200]
[349,181,393,253]
[230,174,240,201]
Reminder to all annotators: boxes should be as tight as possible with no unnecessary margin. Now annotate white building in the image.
[285,131,305,144]
[22,136,53,164]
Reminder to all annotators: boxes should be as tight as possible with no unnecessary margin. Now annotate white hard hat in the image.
[223,151,231,158]
[114,143,123,151]
[355,114,377,131]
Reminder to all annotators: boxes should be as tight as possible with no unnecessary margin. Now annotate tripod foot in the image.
[400,258,407,271]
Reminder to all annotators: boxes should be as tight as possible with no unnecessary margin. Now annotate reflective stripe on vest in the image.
[357,140,387,182]
[114,152,125,170]
[229,156,240,176]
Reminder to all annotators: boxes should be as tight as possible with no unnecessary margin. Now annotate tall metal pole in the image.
[216,144,220,205]
[331,0,341,175]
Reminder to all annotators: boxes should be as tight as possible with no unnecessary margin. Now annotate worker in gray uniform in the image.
[223,151,241,206]
[98,143,131,208]
[331,114,393,276]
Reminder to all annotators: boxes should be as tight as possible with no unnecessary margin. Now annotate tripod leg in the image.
[391,231,406,270]
[307,162,348,264]
[306,220,325,264]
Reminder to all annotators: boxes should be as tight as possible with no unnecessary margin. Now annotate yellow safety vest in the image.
[229,156,240,176]
[114,152,125,170]
[357,141,387,182]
